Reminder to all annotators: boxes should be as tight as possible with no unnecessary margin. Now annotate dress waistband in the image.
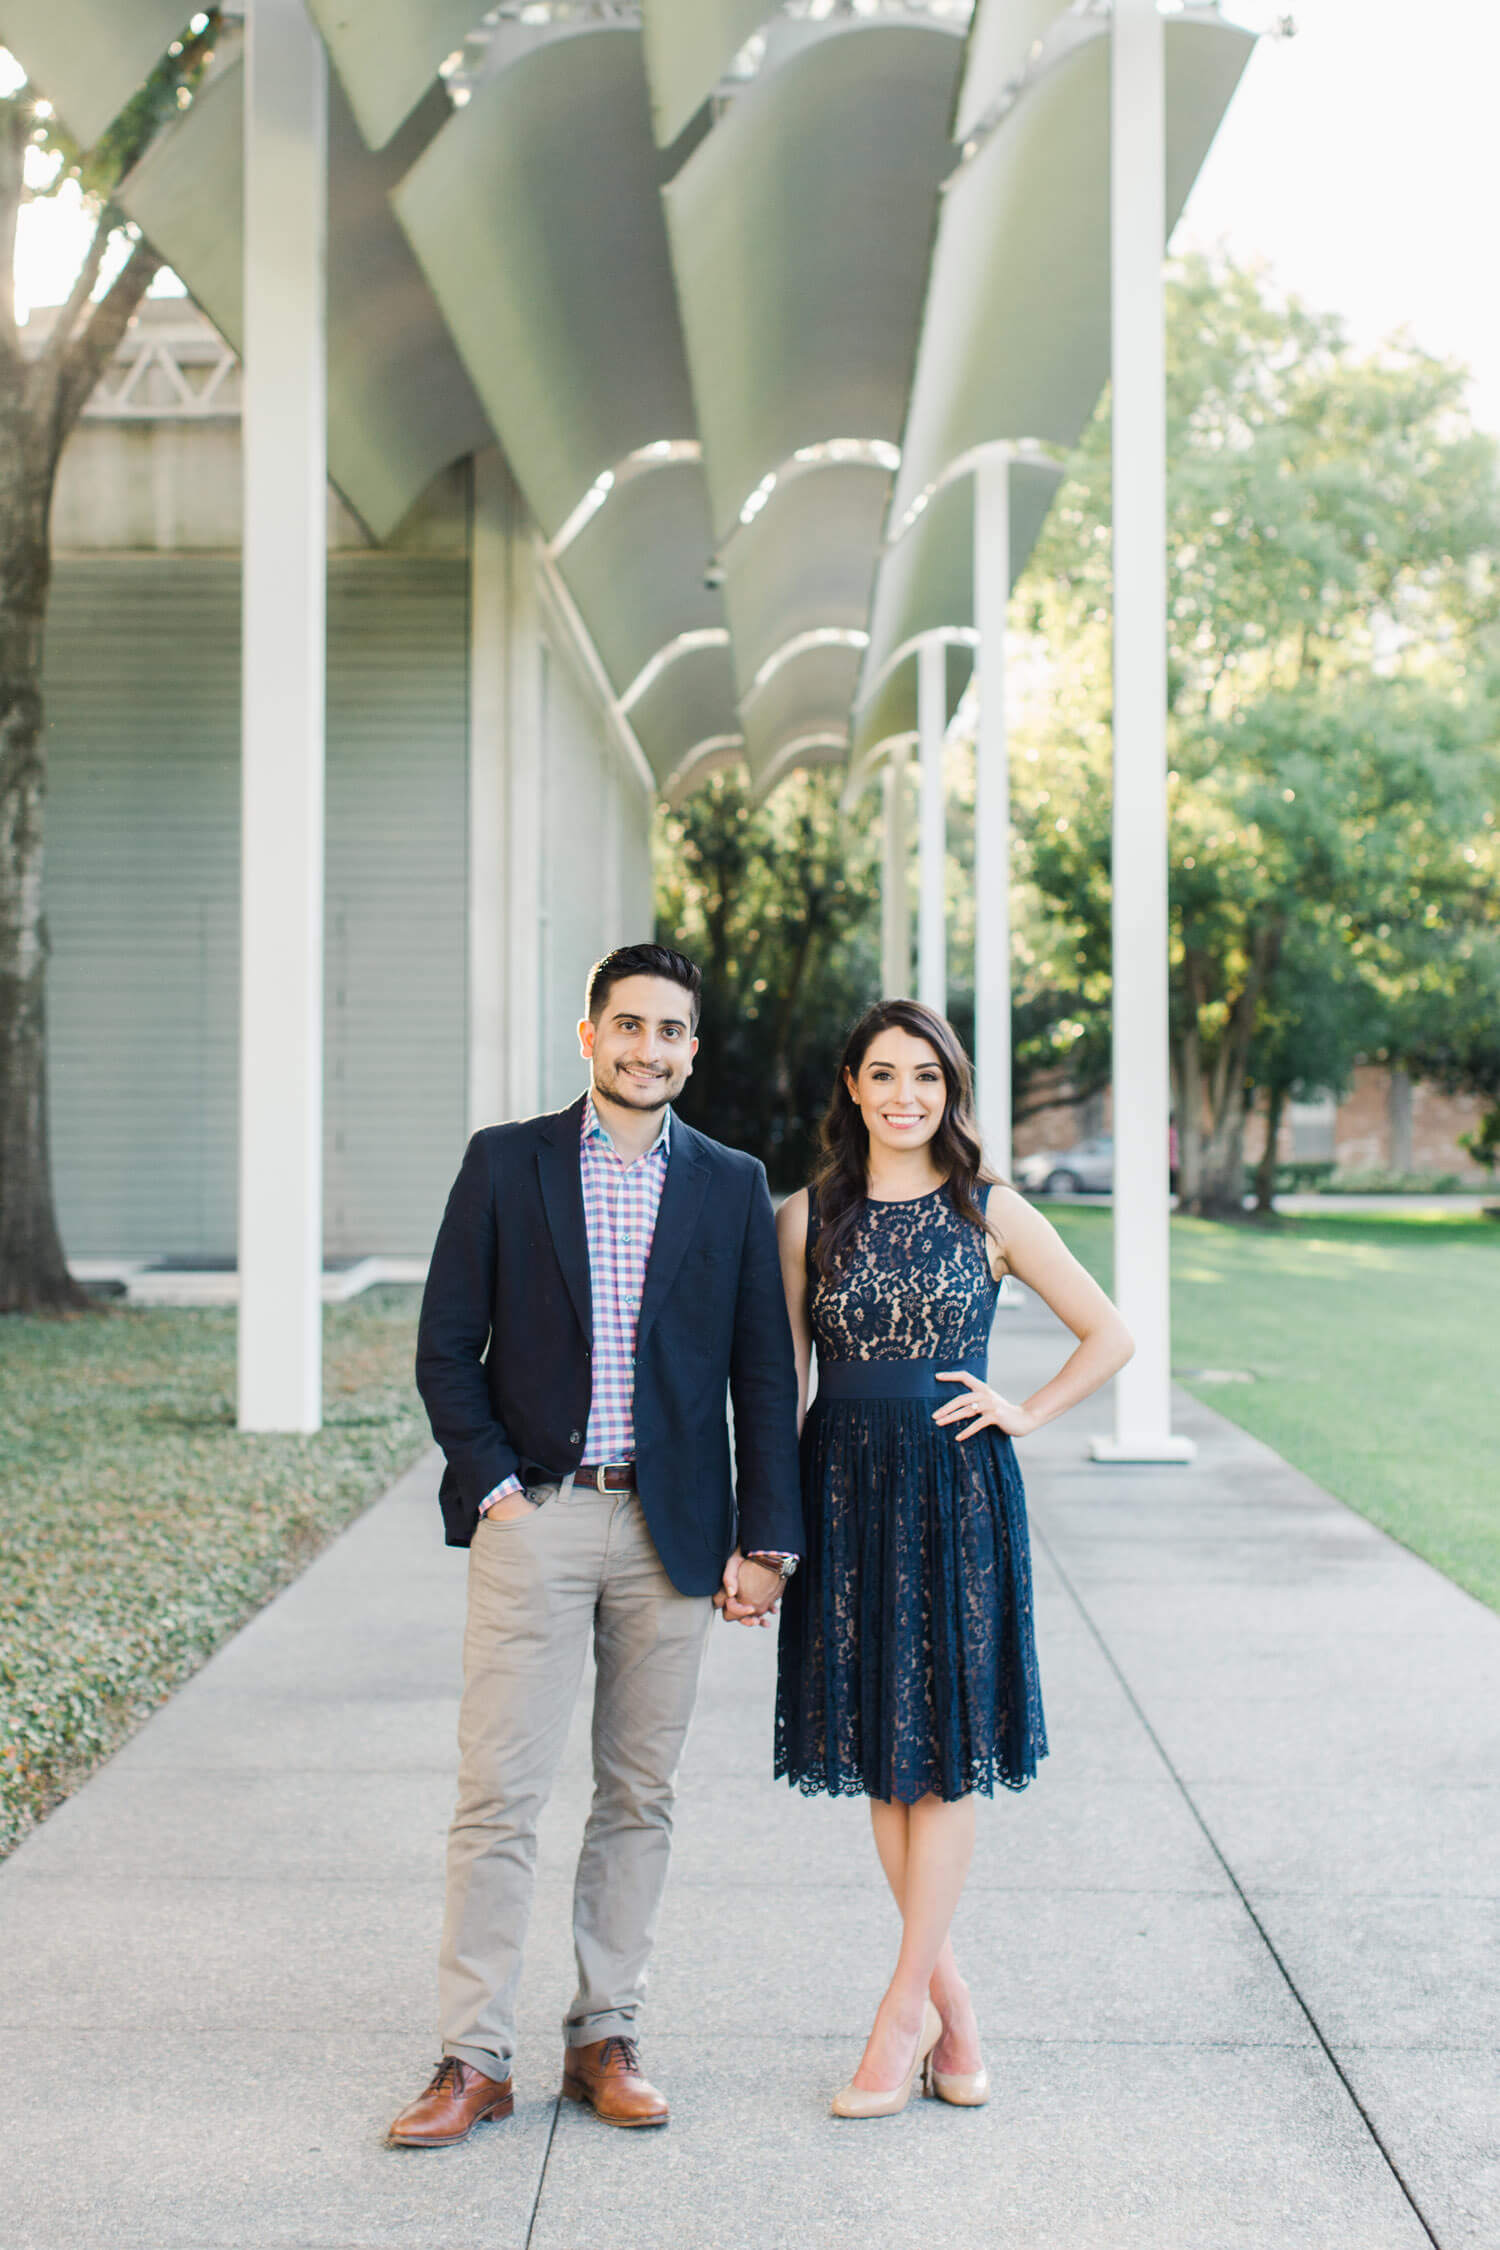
[814,1354,989,1401]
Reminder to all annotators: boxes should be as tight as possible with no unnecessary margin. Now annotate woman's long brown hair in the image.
[810,999,1000,1279]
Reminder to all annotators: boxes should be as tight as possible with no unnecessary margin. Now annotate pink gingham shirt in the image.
[479,1095,670,1514]
[576,1093,671,1462]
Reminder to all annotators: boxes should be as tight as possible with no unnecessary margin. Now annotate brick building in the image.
[1015,1065,1490,1186]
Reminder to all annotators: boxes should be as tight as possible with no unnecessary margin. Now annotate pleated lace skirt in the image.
[774,1375,1048,1805]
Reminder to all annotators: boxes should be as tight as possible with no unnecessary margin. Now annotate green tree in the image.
[1015,252,1500,1214]
[655,768,881,1187]
[945,741,1112,1138]
[0,17,220,1312]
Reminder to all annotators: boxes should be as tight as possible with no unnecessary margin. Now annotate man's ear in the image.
[578,1016,597,1060]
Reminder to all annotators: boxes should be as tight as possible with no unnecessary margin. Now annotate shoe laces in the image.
[426,2057,467,2093]
[598,2035,642,2075]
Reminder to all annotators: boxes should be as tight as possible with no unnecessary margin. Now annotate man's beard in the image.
[592,1058,683,1113]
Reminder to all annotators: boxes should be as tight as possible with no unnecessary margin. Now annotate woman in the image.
[768,999,1132,2118]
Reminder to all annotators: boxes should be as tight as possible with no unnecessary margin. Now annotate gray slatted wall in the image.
[324,558,467,1252]
[43,553,468,1259]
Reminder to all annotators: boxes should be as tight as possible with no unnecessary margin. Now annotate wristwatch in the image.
[745,1552,799,1581]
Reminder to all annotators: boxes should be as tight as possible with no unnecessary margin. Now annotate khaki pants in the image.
[439,1478,713,2079]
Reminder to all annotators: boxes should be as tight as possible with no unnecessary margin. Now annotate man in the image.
[389,943,802,2145]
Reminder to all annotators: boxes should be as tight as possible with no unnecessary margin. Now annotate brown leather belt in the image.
[572,1462,636,1492]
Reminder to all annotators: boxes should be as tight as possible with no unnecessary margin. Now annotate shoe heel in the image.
[482,2093,515,2122]
[560,2075,586,2106]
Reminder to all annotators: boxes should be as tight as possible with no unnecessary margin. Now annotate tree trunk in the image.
[0,502,88,1311]
[0,105,161,1312]
[1174,952,1206,1210]
[1182,921,1284,1219]
[1253,1079,1287,1213]
[1196,1105,1250,1217]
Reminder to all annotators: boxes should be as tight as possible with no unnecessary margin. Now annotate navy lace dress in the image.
[774,1183,1047,1804]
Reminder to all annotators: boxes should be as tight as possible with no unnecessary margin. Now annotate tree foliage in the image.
[1014,252,1500,1212]
[655,769,881,1189]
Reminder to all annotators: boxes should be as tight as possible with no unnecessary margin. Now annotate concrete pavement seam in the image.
[1032,1520,1445,2250]
[523,2094,564,2250]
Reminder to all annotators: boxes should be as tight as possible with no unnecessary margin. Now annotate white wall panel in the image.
[535,618,654,1112]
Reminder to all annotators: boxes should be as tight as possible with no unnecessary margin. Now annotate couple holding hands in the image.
[389,942,1131,2145]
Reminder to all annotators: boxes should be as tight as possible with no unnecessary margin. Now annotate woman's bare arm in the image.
[934,1183,1133,1440]
[775,1188,814,1433]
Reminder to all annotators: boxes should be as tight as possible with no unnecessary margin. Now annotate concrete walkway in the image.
[4,1295,1496,2249]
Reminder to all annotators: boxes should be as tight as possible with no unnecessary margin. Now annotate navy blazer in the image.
[415,1094,803,1596]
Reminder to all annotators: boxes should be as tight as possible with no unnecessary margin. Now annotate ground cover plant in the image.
[1048,1206,1500,1614]
[0,1285,427,1857]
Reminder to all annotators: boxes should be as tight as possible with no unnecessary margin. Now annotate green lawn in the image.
[0,1287,428,1858]
[1048,1205,1500,1615]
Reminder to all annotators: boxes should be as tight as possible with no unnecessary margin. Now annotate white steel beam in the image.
[1092,0,1193,1465]
[917,635,947,1015]
[467,448,510,1134]
[506,544,544,1121]
[973,451,1012,1182]
[881,746,914,998]
[237,0,327,1434]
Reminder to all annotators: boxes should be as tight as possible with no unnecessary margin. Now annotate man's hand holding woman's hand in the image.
[714,1548,783,1627]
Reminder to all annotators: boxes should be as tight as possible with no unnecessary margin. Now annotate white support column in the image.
[973,452,1012,1182]
[506,549,544,1120]
[1093,0,1193,1464]
[917,636,947,1015]
[467,449,509,1134]
[237,0,327,1434]
[881,746,913,998]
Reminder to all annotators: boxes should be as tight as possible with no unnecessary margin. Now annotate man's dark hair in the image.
[585,943,702,1028]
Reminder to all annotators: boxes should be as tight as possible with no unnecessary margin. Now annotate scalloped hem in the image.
[773,1748,1047,1805]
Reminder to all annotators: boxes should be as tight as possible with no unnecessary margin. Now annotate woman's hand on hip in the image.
[933,1370,1039,1441]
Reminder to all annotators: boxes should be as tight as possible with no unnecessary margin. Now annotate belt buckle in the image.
[598,1457,633,1491]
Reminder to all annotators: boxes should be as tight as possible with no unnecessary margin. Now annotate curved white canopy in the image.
[742,639,864,794]
[661,19,964,544]
[639,0,768,148]
[857,457,1064,741]
[854,631,976,774]
[391,30,696,544]
[628,641,742,794]
[556,461,724,701]
[304,0,481,151]
[721,463,891,699]
[854,8,1254,778]
[891,11,1255,524]
[15,2,1259,803]
[0,0,188,148]
[954,0,1076,142]
[119,56,490,543]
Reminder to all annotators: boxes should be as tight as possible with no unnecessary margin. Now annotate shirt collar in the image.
[583,1091,672,1163]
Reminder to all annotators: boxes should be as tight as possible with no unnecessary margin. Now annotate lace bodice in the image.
[808,1183,998,1365]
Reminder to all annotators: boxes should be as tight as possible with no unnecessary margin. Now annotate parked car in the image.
[1013,1135,1114,1196]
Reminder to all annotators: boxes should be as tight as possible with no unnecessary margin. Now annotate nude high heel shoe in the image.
[929,2056,991,2107]
[928,1991,990,2104]
[830,2000,943,2119]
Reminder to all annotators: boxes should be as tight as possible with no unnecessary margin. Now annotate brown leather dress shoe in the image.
[387,2057,514,2146]
[561,2035,669,2127]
